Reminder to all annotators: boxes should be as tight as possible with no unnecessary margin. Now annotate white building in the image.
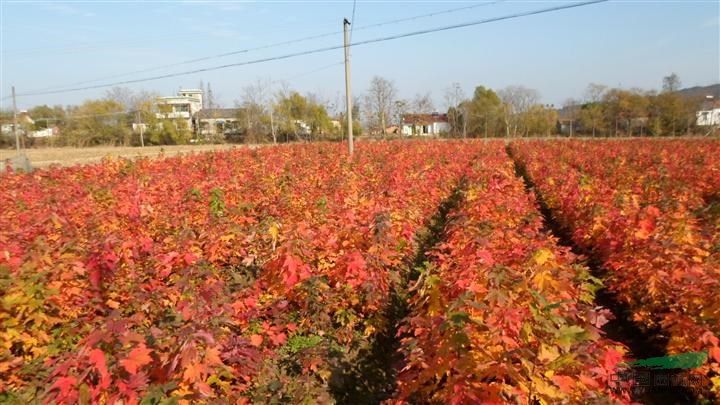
[697,100,720,126]
[156,89,204,129]
[28,127,58,138]
[401,113,450,136]
[1,111,58,138]
[195,108,241,138]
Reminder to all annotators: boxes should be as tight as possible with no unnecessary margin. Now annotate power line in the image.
[10,0,607,99]
[271,61,345,85]
[20,1,502,94]
[350,0,358,44]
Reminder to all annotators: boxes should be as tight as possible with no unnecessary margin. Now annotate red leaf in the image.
[635,218,655,239]
[270,332,287,346]
[282,255,310,288]
[50,376,77,399]
[89,348,111,388]
[646,205,660,218]
[184,252,198,265]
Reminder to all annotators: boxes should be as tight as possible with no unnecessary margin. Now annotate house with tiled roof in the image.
[401,113,450,136]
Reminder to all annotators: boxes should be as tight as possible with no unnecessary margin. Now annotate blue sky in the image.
[1,1,718,111]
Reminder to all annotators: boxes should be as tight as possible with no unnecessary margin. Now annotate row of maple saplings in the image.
[389,155,633,403]
[509,142,720,399]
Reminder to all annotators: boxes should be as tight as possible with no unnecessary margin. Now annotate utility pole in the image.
[343,18,354,156]
[270,108,276,144]
[136,111,145,147]
[12,86,19,152]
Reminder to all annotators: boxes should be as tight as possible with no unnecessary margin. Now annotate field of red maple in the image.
[511,139,720,398]
[1,141,488,403]
[1,138,716,404]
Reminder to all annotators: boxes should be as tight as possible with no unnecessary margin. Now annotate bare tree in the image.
[585,83,607,103]
[393,99,409,130]
[412,92,435,113]
[662,73,681,93]
[444,83,466,137]
[206,83,215,109]
[364,76,397,135]
[497,85,540,137]
[562,98,581,136]
[104,87,156,111]
[582,84,607,137]
[238,78,271,143]
[199,81,206,108]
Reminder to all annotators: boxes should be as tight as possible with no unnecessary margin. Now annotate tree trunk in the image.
[615,119,618,137]
[381,113,386,139]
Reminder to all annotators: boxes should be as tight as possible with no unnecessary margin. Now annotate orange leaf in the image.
[205,347,223,366]
[579,374,599,389]
[709,347,720,363]
[552,375,575,393]
[250,334,263,347]
[120,344,153,375]
[183,362,206,383]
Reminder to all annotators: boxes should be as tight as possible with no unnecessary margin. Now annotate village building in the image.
[401,113,450,136]
[696,99,720,127]
[155,89,204,130]
[194,108,242,138]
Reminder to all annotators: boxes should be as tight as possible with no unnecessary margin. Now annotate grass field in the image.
[0,144,248,168]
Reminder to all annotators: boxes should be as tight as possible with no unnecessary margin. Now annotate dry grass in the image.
[1,144,253,168]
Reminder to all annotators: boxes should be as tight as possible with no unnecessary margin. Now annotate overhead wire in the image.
[8,0,607,99]
[349,0,357,44]
[19,1,503,93]
[271,61,345,85]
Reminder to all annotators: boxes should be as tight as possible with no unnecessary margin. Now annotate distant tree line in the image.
[1,73,711,149]
[232,80,359,144]
[0,84,357,148]
[444,73,707,138]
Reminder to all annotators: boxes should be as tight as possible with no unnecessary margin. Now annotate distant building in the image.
[195,108,242,138]
[385,125,400,135]
[156,89,204,129]
[556,105,582,136]
[401,113,450,136]
[293,120,311,135]
[696,99,720,127]
[1,111,58,138]
[29,127,59,138]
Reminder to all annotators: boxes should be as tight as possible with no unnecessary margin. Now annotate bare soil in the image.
[0,144,252,168]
